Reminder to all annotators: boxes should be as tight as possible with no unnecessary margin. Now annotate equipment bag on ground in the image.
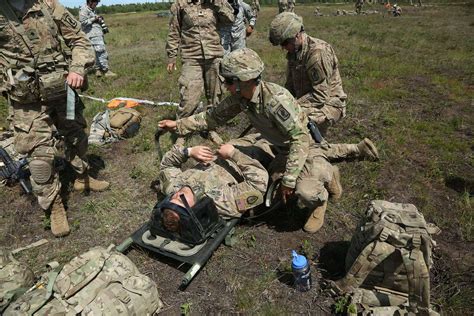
[0,248,34,313]
[89,108,142,145]
[4,245,162,315]
[334,200,440,316]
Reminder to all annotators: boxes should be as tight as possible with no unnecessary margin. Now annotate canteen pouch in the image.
[6,69,39,104]
[38,71,67,102]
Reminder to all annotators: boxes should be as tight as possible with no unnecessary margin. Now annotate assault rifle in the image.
[0,146,31,194]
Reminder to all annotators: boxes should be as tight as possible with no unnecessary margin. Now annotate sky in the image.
[61,0,161,8]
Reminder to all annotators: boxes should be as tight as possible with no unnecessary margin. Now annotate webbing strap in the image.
[341,241,396,291]
[401,248,430,315]
[28,267,61,316]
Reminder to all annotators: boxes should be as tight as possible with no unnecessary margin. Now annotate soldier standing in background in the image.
[0,0,110,237]
[249,0,260,17]
[269,12,347,136]
[79,0,116,77]
[166,0,235,119]
[219,0,256,54]
[355,0,364,14]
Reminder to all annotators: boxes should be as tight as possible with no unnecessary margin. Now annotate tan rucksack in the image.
[89,108,142,145]
[4,245,162,315]
[334,200,440,316]
[0,249,34,313]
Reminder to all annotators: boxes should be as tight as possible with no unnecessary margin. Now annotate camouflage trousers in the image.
[11,95,89,210]
[177,58,221,119]
[220,31,246,55]
[90,36,110,71]
[268,141,360,209]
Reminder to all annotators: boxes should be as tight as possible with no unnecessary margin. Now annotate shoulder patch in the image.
[310,68,320,82]
[275,105,290,122]
[62,12,78,28]
[246,195,258,205]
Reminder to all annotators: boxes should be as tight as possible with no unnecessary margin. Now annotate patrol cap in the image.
[269,12,304,46]
[220,48,264,82]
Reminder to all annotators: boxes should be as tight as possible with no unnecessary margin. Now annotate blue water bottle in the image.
[291,250,312,292]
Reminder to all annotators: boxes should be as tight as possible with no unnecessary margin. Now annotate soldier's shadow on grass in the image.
[318,241,350,280]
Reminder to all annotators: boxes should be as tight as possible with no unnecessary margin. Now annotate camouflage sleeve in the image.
[267,91,310,189]
[166,2,181,64]
[176,95,243,135]
[214,0,235,25]
[158,144,187,193]
[297,48,333,108]
[242,1,256,27]
[48,0,94,76]
[78,5,96,28]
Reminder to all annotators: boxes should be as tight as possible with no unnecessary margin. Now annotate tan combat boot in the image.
[303,200,328,233]
[357,138,379,161]
[50,196,70,237]
[74,174,110,192]
[104,70,117,78]
[328,166,342,200]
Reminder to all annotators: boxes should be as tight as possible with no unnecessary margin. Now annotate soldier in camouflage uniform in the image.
[0,0,109,237]
[249,0,260,17]
[166,0,235,119]
[158,48,378,233]
[269,12,347,136]
[159,142,269,218]
[219,0,256,54]
[278,0,295,13]
[79,0,117,77]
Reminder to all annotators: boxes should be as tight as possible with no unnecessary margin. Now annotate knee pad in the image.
[29,159,53,184]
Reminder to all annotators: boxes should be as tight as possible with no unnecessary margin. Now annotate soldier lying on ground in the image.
[157,141,269,225]
[158,48,378,233]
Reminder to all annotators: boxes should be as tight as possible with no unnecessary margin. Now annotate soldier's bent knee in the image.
[29,159,53,184]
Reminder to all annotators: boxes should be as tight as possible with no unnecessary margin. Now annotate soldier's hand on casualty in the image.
[280,184,294,204]
[189,146,215,162]
[246,25,254,37]
[167,62,177,74]
[217,144,235,159]
[66,72,84,89]
[158,120,177,132]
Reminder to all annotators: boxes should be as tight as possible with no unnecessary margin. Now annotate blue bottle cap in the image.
[291,250,307,269]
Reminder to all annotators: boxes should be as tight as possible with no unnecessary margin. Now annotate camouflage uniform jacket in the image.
[79,4,103,39]
[0,0,94,96]
[176,81,311,189]
[166,0,235,64]
[286,33,347,110]
[159,145,268,217]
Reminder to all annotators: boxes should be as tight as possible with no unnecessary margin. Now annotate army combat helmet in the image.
[220,48,264,83]
[269,12,304,46]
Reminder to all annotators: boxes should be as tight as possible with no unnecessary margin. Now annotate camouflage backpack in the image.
[4,245,162,315]
[334,200,440,316]
[0,249,34,313]
[89,108,142,145]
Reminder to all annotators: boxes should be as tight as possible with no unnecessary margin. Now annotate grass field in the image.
[1,2,473,314]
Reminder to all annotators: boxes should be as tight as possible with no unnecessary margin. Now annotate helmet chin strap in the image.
[235,80,241,94]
